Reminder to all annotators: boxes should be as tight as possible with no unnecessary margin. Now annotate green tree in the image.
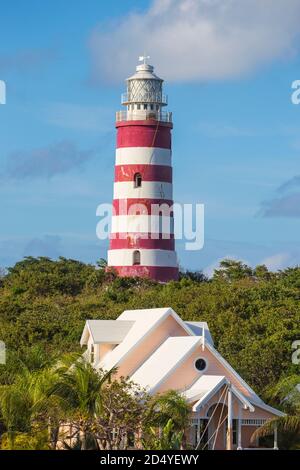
[144,390,190,449]
[50,357,114,450]
[213,259,253,282]
[251,375,300,449]
[95,378,149,450]
[142,419,184,450]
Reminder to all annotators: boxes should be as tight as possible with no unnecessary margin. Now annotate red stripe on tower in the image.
[115,164,172,183]
[107,56,179,282]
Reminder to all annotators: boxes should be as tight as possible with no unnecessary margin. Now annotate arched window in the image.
[133,250,141,265]
[134,172,142,188]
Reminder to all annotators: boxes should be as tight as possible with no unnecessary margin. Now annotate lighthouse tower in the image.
[107,57,179,282]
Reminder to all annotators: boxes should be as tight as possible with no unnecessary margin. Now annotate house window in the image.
[133,250,141,265]
[137,104,141,110]
[150,104,154,110]
[195,358,207,372]
[232,419,238,446]
[144,104,147,110]
[134,172,142,188]
[90,344,95,363]
[156,105,159,111]
[127,432,135,448]
[225,419,238,446]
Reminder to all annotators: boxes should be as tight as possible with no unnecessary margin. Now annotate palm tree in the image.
[0,381,32,449]
[96,259,107,270]
[143,419,184,450]
[51,356,115,450]
[251,416,300,449]
[0,366,58,449]
[251,375,300,449]
[144,390,190,449]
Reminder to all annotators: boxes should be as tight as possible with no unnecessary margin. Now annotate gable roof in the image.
[203,341,261,403]
[183,375,226,403]
[249,397,285,417]
[130,336,202,394]
[99,307,194,372]
[80,320,134,346]
[190,378,255,413]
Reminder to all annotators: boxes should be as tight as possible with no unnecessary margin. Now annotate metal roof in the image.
[82,320,134,345]
[183,375,226,403]
[130,336,202,394]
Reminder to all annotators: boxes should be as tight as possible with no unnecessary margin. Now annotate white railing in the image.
[116,110,172,123]
[121,92,168,105]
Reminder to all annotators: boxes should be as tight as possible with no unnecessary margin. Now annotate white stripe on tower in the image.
[115,147,172,166]
[107,249,177,267]
[111,215,174,234]
[113,181,173,200]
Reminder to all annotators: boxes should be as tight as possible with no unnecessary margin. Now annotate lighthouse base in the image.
[110,265,179,283]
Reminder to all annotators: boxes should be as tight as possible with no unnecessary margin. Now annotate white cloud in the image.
[203,253,247,278]
[261,252,291,271]
[4,141,96,179]
[89,0,300,84]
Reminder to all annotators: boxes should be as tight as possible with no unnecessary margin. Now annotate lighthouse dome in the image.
[127,63,163,82]
[122,57,167,107]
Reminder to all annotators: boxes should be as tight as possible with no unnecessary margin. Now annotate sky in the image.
[1,0,300,275]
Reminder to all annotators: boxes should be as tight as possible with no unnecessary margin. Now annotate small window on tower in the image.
[150,104,154,110]
[133,250,141,265]
[134,173,142,188]
[144,104,147,110]
[137,104,141,110]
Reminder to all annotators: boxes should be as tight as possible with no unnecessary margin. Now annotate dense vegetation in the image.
[0,256,300,448]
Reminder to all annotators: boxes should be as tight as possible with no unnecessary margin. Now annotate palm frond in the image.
[251,416,300,442]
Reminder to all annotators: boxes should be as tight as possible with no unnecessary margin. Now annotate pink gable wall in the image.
[116,314,188,379]
[157,344,254,398]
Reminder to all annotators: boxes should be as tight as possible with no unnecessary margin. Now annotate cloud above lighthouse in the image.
[261,176,300,218]
[2,141,96,180]
[88,0,300,84]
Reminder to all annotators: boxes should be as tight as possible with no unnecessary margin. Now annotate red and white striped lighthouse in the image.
[107,57,179,282]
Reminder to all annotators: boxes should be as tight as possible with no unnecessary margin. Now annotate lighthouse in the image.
[107,56,179,282]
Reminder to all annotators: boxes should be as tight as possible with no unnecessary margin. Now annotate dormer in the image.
[80,320,134,366]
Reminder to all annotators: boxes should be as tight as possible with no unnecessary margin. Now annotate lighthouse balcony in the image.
[116,110,172,123]
[121,92,168,106]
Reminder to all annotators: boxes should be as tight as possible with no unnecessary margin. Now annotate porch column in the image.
[273,425,279,450]
[237,405,242,450]
[196,419,201,448]
[226,385,233,450]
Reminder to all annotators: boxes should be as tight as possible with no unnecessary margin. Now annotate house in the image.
[80,307,283,450]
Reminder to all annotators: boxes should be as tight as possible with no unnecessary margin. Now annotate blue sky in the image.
[1,0,300,274]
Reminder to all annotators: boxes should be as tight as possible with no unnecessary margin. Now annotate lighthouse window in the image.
[133,250,141,265]
[134,173,142,188]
